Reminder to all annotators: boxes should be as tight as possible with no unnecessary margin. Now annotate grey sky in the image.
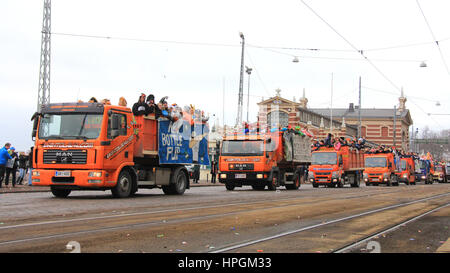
[1,0,450,152]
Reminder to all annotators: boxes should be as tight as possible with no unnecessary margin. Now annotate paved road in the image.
[0,182,449,253]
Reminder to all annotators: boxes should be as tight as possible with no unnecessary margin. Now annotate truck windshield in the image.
[221,140,264,156]
[420,161,427,169]
[312,152,337,165]
[365,157,387,168]
[39,113,103,140]
[401,160,407,171]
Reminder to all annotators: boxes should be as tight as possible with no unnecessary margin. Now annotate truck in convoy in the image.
[30,102,210,198]
[432,163,447,183]
[415,158,433,184]
[218,131,311,191]
[363,152,399,186]
[395,156,417,185]
[308,146,364,188]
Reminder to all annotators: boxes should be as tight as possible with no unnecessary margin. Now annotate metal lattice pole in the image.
[37,0,51,112]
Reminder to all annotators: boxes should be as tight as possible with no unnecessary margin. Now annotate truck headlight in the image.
[220,174,227,179]
[88,171,102,177]
[403,173,408,178]
[256,174,263,179]
[32,171,40,176]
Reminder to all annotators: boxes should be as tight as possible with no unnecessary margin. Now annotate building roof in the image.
[308,107,413,125]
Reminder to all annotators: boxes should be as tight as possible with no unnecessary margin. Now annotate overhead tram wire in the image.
[299,0,403,95]
[244,48,271,98]
[416,0,450,76]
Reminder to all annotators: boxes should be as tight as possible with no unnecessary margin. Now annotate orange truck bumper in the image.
[31,169,114,188]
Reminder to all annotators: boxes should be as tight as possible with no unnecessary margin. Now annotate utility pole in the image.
[236,32,245,127]
[358,76,362,138]
[330,73,333,134]
[246,66,252,123]
[393,105,397,147]
[37,0,52,112]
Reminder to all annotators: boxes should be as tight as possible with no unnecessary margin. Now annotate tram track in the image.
[0,186,448,252]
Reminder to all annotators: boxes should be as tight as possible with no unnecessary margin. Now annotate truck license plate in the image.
[318,179,327,182]
[55,171,71,177]
[372,178,379,182]
[235,174,246,179]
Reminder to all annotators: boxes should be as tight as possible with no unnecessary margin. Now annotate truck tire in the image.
[312,182,319,188]
[286,173,301,190]
[267,174,278,191]
[225,182,235,191]
[351,173,361,188]
[163,167,188,195]
[51,186,71,198]
[111,170,133,198]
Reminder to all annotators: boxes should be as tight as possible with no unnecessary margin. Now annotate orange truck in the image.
[363,152,399,186]
[395,156,417,185]
[30,102,210,198]
[308,146,364,188]
[218,131,311,191]
[433,163,448,183]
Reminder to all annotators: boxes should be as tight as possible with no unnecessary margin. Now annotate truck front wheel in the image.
[51,186,71,198]
[112,170,133,198]
[225,182,235,191]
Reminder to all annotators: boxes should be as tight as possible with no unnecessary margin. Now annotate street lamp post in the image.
[246,66,252,123]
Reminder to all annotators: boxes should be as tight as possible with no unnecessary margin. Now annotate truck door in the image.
[103,111,133,171]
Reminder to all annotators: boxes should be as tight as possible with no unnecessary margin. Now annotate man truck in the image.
[308,146,364,188]
[30,102,209,198]
[218,130,311,191]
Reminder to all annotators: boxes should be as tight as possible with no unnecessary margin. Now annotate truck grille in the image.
[316,172,331,176]
[43,150,87,165]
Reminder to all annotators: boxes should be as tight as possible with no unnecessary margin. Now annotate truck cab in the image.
[433,163,447,183]
[416,159,433,184]
[308,146,363,188]
[396,157,416,185]
[363,153,399,186]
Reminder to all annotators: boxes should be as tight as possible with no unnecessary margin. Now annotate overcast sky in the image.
[1,0,450,151]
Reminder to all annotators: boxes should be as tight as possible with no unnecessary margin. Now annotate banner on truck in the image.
[158,119,210,166]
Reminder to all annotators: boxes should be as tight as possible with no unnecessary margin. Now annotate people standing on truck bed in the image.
[132,93,151,116]
[146,94,157,114]
[0,143,12,188]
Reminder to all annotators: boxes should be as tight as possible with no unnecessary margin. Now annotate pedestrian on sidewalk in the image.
[0,143,12,188]
[5,147,18,187]
[17,152,28,185]
[27,147,34,186]
[210,160,217,184]
[193,164,200,184]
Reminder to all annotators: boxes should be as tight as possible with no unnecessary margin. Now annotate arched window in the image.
[267,111,289,128]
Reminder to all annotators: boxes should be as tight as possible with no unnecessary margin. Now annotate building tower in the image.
[37,0,51,112]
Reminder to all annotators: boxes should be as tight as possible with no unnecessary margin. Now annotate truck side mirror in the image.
[31,118,39,140]
[388,162,392,168]
[339,157,343,166]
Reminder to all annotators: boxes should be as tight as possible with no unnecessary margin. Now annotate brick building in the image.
[257,89,413,151]
[257,89,357,139]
